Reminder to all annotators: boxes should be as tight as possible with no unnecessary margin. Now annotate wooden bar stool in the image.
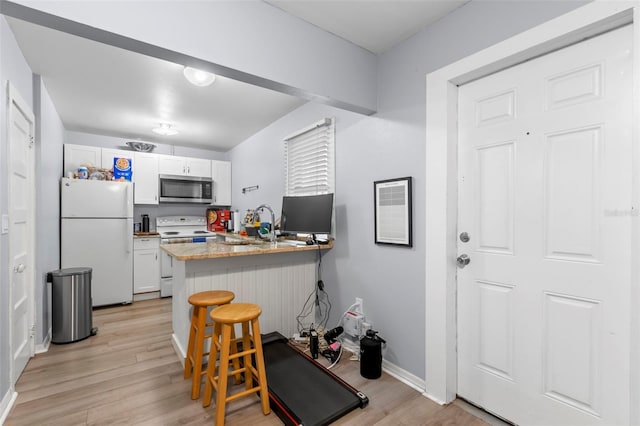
[202,303,270,425]
[184,290,235,400]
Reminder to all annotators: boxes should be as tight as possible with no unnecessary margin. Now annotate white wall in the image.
[33,75,64,347]
[230,0,588,382]
[0,13,35,410]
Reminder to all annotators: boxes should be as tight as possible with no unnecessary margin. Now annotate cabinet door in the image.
[211,160,232,206]
[134,152,159,205]
[186,158,212,178]
[134,241,160,293]
[102,148,133,173]
[63,144,100,176]
[133,249,160,293]
[158,155,186,175]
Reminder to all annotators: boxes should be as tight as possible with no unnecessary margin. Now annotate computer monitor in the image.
[280,193,334,236]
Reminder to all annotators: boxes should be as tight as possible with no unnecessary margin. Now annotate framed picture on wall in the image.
[374,176,412,247]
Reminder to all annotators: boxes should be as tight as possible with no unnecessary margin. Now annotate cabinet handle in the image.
[155,253,158,260]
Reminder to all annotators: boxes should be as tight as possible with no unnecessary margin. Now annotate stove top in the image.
[156,215,216,240]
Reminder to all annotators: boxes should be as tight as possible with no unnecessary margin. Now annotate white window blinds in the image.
[284,118,335,196]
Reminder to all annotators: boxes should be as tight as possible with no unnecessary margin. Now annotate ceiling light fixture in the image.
[152,123,178,136]
[183,66,216,87]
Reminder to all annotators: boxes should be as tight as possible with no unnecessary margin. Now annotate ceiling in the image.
[6,1,468,152]
[267,1,468,54]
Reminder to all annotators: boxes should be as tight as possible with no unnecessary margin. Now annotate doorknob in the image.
[456,254,470,268]
[13,263,26,273]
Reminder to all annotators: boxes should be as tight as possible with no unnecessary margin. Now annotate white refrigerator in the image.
[61,178,133,306]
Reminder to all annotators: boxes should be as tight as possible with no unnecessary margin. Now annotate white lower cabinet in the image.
[133,237,160,295]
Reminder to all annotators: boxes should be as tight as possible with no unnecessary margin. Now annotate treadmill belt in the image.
[262,332,368,426]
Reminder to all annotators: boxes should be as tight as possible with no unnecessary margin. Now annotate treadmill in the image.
[261,332,369,426]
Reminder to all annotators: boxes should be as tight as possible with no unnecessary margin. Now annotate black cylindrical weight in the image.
[360,335,382,379]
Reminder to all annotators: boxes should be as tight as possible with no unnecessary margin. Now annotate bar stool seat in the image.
[202,303,270,425]
[184,290,235,400]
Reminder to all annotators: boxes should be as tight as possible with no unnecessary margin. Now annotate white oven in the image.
[156,216,218,297]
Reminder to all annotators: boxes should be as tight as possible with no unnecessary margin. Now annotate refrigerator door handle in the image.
[126,224,133,254]
[126,184,133,215]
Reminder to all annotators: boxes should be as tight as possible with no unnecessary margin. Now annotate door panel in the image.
[457,26,632,425]
[476,142,515,254]
[542,292,601,415]
[544,127,601,262]
[9,85,35,385]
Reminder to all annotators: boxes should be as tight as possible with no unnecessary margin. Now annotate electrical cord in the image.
[326,345,343,370]
[296,243,332,332]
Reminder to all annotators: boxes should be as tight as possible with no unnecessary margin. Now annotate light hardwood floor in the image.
[6,298,498,425]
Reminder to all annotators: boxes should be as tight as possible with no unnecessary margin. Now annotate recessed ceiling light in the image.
[183,66,216,87]
[152,123,178,136]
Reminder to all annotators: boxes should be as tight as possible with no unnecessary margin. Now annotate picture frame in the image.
[374,176,413,247]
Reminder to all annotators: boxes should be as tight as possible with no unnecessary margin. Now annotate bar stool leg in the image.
[183,306,197,379]
[241,321,252,390]
[202,321,221,408]
[215,324,233,426]
[190,307,208,400]
[229,326,243,384]
[251,318,270,415]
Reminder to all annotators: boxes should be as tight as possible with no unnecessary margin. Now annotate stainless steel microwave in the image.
[158,174,213,204]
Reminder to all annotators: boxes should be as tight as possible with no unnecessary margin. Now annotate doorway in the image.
[456,25,631,425]
[425,2,640,425]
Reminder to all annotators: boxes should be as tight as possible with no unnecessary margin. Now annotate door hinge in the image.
[29,135,34,148]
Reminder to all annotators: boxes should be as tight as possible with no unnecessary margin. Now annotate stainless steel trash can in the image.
[47,267,96,343]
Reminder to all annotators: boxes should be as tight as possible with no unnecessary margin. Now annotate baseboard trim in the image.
[421,390,447,405]
[380,359,447,405]
[381,359,426,394]
[35,329,51,354]
[0,388,17,425]
[171,333,186,367]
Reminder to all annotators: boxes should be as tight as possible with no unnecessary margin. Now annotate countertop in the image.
[134,232,159,237]
[160,238,332,260]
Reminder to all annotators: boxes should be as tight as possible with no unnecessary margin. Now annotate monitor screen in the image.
[281,193,334,235]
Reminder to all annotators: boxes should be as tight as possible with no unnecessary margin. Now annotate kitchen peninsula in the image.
[162,238,332,362]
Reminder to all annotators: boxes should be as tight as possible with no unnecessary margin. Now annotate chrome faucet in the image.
[255,204,276,243]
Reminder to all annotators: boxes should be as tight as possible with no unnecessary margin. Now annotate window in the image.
[284,118,335,196]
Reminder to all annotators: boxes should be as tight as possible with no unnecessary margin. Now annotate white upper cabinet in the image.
[187,158,212,178]
[134,152,159,205]
[211,160,232,206]
[63,144,100,176]
[158,155,211,178]
[157,155,184,175]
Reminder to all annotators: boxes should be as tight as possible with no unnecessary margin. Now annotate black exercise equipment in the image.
[261,332,369,426]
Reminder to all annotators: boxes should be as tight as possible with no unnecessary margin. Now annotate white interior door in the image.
[8,83,35,385]
[457,26,632,425]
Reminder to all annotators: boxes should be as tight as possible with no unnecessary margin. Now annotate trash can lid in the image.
[48,267,92,277]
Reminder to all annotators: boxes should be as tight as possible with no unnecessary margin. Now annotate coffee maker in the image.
[207,209,231,232]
